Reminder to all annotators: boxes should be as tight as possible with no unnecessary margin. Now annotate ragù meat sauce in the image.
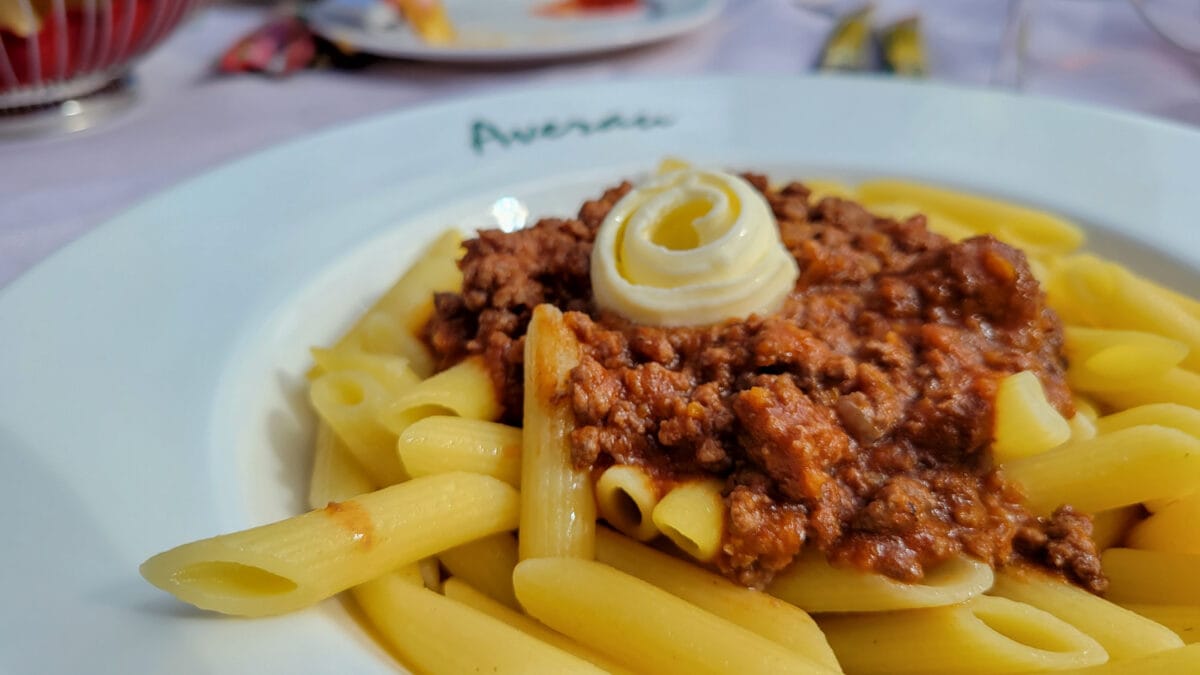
[424,175,1106,592]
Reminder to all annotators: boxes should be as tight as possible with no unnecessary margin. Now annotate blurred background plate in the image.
[307,0,723,62]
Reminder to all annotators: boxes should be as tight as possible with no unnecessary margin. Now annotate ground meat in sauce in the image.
[423,174,1106,592]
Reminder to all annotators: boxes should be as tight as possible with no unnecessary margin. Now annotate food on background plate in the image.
[537,0,644,18]
[391,0,456,44]
[142,160,1200,673]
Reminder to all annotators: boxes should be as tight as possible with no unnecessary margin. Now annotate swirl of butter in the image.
[591,168,799,326]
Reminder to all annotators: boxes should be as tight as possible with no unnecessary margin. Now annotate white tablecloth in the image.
[3,0,1198,288]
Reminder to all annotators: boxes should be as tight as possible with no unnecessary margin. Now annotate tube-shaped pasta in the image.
[1125,494,1200,555]
[1095,403,1200,438]
[989,567,1182,659]
[767,548,994,613]
[442,578,636,675]
[140,472,519,617]
[338,311,436,377]
[1086,367,1200,411]
[309,349,420,392]
[378,356,501,435]
[595,465,661,541]
[1103,548,1200,605]
[309,370,407,486]
[519,305,595,560]
[353,571,604,675]
[336,230,462,339]
[1119,605,1200,644]
[816,595,1107,674]
[1090,505,1141,551]
[855,179,1085,253]
[1051,255,1200,371]
[438,533,519,609]
[398,416,522,487]
[1074,396,1101,422]
[513,557,833,674]
[1068,413,1098,442]
[311,231,462,380]
[594,528,842,671]
[991,370,1072,462]
[1063,327,1189,391]
[1052,643,1200,674]
[651,478,725,562]
[307,421,374,509]
[1002,425,1200,516]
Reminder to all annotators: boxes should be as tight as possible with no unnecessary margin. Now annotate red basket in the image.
[0,0,204,109]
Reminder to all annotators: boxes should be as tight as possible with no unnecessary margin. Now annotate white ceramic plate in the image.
[1,76,1198,674]
[307,0,722,62]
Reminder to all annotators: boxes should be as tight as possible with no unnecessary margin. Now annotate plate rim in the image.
[306,0,726,63]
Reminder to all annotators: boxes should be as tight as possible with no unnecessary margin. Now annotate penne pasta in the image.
[595,464,661,541]
[309,349,421,392]
[1052,643,1200,674]
[991,370,1072,462]
[594,527,842,671]
[1103,548,1200,605]
[1085,367,1200,411]
[1125,493,1200,555]
[397,415,522,487]
[989,567,1182,659]
[140,472,519,616]
[1118,604,1200,644]
[1002,425,1200,516]
[1095,403,1200,439]
[855,179,1085,254]
[513,557,833,674]
[1068,413,1098,442]
[441,577,636,675]
[519,305,595,560]
[1073,395,1101,422]
[1050,255,1200,371]
[353,571,604,674]
[378,356,501,435]
[1063,327,1189,391]
[1089,505,1141,551]
[330,230,463,349]
[651,478,725,562]
[145,170,1200,674]
[768,548,994,613]
[816,595,1107,674]
[437,533,519,609]
[309,369,408,487]
[307,421,374,509]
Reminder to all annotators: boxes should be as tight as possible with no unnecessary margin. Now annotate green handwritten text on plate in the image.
[471,114,675,155]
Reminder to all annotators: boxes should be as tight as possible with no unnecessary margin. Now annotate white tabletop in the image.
[3,0,1198,289]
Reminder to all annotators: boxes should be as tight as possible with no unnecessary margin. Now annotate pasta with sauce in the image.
[141,161,1200,674]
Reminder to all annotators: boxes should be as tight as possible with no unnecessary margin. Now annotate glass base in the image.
[0,74,136,139]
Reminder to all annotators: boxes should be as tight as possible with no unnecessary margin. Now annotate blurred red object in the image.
[0,0,203,109]
[217,15,314,77]
[536,0,641,18]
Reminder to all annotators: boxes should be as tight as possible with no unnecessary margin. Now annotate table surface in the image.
[3,0,1198,289]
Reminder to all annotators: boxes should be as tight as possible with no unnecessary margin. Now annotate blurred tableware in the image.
[306,0,722,63]
[879,15,925,77]
[996,0,1199,92]
[818,4,873,71]
[0,0,205,134]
